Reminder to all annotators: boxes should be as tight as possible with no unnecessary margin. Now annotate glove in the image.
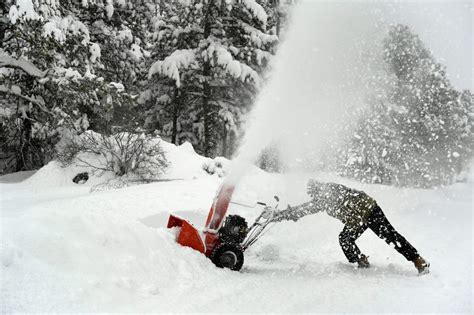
[272,211,285,222]
[261,206,274,220]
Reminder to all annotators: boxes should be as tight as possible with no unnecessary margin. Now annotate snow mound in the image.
[202,156,230,177]
[161,141,209,179]
[25,139,218,189]
[0,189,224,312]
[0,170,36,183]
[24,158,113,188]
[1,167,473,312]
[2,148,473,312]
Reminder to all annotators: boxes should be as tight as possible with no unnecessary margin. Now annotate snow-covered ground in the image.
[1,143,472,313]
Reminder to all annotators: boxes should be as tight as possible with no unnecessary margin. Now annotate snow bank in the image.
[2,167,472,312]
[24,157,114,188]
[0,170,35,183]
[24,139,219,189]
[2,142,472,312]
[0,186,220,312]
[161,141,209,179]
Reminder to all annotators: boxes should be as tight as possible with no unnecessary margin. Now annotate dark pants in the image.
[338,204,419,263]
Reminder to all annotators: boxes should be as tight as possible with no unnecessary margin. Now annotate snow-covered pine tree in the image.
[56,0,161,132]
[0,0,148,173]
[1,0,281,173]
[148,0,278,157]
[342,24,473,187]
[266,0,296,37]
[143,2,201,148]
[1,0,94,172]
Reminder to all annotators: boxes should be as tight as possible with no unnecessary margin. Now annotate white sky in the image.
[297,0,472,90]
[382,0,473,91]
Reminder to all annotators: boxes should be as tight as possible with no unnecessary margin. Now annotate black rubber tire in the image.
[210,243,244,271]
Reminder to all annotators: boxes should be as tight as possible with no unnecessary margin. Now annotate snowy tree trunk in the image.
[171,90,179,145]
[222,123,228,158]
[16,112,32,172]
[202,62,217,157]
[273,0,281,36]
[159,0,165,15]
[202,0,217,157]
[0,14,8,44]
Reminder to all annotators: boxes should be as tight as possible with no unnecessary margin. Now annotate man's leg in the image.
[338,224,368,264]
[367,204,419,262]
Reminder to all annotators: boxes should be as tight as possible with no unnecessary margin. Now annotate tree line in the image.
[0,0,291,174]
[1,1,472,187]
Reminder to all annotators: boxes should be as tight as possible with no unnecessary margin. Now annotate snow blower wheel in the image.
[211,243,244,271]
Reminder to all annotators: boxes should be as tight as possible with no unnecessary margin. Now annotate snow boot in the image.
[414,256,430,275]
[357,254,370,268]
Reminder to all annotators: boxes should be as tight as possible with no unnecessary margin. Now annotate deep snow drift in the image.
[1,141,472,313]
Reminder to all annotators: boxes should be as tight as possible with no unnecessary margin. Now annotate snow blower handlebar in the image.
[242,196,280,251]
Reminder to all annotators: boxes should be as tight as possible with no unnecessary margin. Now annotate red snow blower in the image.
[167,182,278,271]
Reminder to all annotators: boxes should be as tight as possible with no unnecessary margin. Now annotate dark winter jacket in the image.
[278,182,376,229]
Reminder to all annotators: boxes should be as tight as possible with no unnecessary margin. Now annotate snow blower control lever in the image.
[167,183,279,271]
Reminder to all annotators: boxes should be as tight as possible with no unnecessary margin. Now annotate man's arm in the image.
[274,201,323,222]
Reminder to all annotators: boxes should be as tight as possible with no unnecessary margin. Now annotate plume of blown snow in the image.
[232,1,388,178]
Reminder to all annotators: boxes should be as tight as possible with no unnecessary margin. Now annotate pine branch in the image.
[0,85,52,114]
[0,54,46,78]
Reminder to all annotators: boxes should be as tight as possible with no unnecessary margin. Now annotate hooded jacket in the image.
[278,182,376,228]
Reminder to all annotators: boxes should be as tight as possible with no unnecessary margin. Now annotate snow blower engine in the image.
[167,183,278,271]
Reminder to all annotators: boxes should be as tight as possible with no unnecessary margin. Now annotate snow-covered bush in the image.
[257,144,284,173]
[57,131,168,180]
[202,157,229,177]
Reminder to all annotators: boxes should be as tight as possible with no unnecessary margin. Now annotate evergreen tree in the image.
[0,0,283,174]
[342,25,473,187]
[0,0,148,173]
[147,0,278,157]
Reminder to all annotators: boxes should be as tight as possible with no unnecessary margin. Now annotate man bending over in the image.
[273,180,429,274]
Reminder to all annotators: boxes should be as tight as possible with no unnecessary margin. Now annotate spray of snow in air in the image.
[227,1,389,183]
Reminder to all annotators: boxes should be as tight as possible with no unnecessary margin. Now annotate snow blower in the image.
[167,182,278,271]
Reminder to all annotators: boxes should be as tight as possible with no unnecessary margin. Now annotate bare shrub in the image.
[57,130,169,181]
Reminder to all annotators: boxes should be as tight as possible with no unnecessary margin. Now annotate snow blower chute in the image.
[167,183,278,271]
